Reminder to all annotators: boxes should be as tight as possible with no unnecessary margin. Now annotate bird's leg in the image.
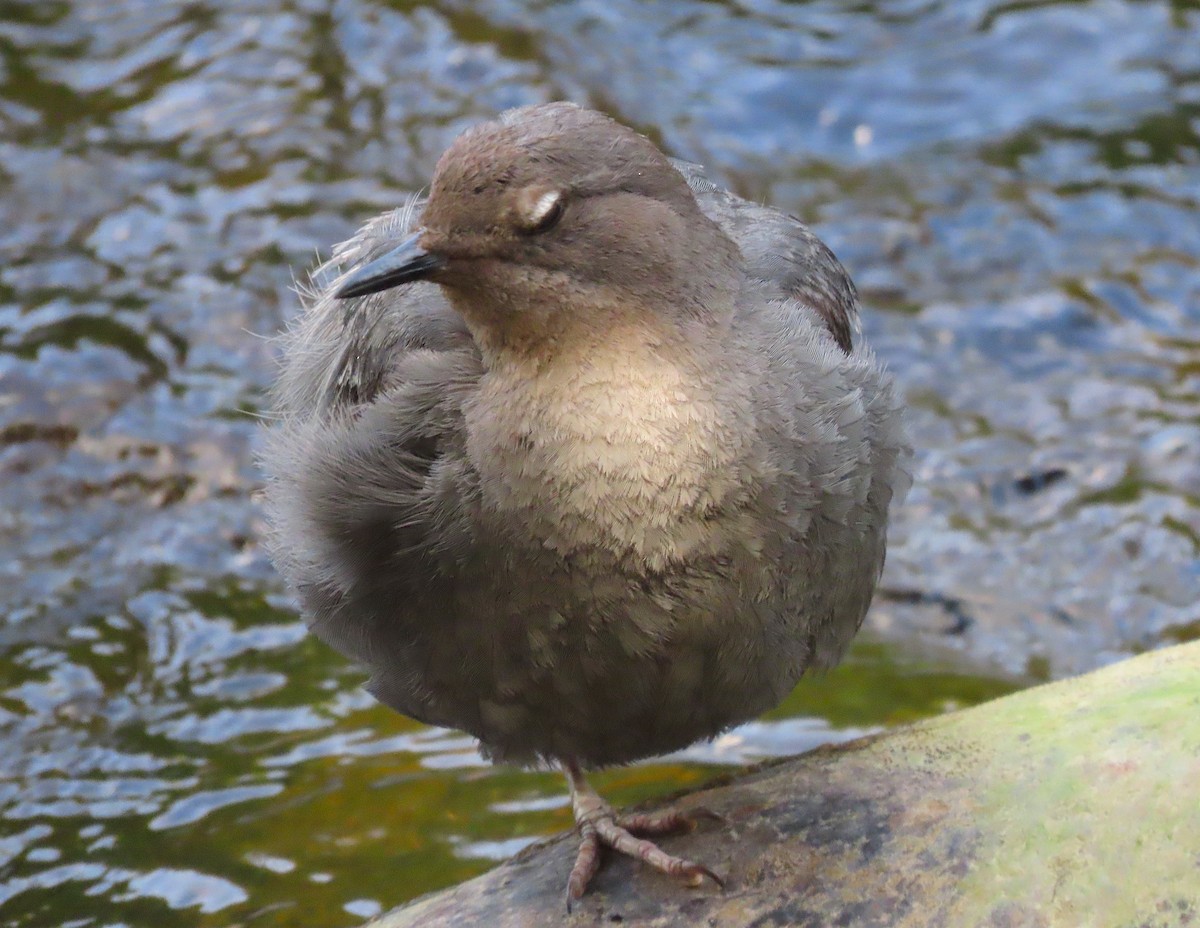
[561,757,723,908]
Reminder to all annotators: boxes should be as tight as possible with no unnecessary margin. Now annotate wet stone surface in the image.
[1,1,1198,926]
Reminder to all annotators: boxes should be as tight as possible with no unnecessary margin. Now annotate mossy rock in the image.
[368,642,1200,927]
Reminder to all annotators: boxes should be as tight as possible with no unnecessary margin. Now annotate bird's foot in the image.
[562,761,723,910]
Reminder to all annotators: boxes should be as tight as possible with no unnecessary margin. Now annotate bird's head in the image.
[336,103,739,360]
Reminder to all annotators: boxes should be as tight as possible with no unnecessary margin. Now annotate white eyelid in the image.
[528,190,563,226]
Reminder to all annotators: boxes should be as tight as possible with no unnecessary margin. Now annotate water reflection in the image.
[1,0,1197,925]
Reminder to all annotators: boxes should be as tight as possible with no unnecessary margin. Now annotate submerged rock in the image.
[367,641,1200,927]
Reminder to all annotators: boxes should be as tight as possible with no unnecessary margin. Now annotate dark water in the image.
[1,1,1198,925]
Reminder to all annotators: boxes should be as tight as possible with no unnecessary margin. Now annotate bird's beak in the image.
[334,231,446,300]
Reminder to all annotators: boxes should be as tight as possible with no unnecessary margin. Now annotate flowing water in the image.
[1,1,1198,925]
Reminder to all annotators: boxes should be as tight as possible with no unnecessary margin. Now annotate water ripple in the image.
[0,0,1196,924]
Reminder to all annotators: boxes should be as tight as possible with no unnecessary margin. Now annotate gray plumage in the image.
[261,103,909,771]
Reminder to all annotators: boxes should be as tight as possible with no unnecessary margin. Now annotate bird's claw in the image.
[564,805,724,908]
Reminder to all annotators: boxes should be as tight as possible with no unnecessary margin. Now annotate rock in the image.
[366,641,1200,927]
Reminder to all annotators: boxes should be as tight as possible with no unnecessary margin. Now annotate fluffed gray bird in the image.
[261,102,909,904]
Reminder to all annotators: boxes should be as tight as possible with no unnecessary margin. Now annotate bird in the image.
[260,102,909,906]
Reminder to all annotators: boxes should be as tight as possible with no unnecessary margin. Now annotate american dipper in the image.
[262,102,909,904]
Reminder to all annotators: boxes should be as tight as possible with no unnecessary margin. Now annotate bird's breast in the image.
[464,352,759,569]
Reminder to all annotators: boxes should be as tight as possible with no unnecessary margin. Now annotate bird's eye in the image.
[520,190,565,235]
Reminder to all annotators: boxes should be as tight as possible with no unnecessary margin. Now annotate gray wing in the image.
[673,163,908,673]
[261,198,483,705]
[672,159,858,354]
[272,195,475,419]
